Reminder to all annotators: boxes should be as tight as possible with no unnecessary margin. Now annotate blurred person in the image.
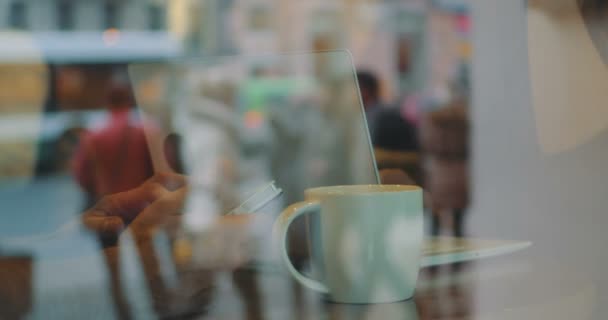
[35,64,117,176]
[373,108,420,152]
[54,127,87,173]
[34,65,74,176]
[268,74,379,263]
[420,100,469,238]
[72,77,154,208]
[71,73,156,320]
[357,70,383,136]
[420,63,471,238]
[357,70,419,153]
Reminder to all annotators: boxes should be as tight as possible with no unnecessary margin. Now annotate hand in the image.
[82,172,255,270]
[82,172,188,237]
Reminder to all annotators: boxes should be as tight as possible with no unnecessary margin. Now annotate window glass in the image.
[9,1,27,29]
[57,1,75,31]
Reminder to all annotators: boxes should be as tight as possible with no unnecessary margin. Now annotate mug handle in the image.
[273,201,329,294]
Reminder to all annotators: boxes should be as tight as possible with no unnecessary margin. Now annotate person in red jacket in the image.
[72,79,156,320]
[72,83,154,208]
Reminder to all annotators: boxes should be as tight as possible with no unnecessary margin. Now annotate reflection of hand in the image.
[82,172,188,238]
[83,170,421,269]
[82,172,256,270]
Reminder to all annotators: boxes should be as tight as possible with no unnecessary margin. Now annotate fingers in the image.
[130,186,189,236]
[82,172,189,234]
[105,172,188,212]
[82,211,125,236]
[147,172,188,192]
[112,172,187,216]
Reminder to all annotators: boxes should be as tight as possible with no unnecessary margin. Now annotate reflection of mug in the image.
[274,185,423,304]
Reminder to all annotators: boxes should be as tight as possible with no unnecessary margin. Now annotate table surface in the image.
[0,227,596,320]
[0,176,602,319]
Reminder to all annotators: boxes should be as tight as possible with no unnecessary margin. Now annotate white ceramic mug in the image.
[273,185,423,304]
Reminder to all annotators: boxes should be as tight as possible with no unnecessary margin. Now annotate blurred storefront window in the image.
[57,1,75,31]
[9,1,27,30]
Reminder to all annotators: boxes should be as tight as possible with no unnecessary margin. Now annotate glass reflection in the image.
[0,0,474,319]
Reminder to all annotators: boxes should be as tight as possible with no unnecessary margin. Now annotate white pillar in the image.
[470,0,608,276]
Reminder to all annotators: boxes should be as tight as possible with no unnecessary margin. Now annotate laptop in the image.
[126,50,530,268]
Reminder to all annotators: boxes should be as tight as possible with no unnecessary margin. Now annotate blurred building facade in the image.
[0,0,167,31]
[0,0,469,109]
[0,0,470,179]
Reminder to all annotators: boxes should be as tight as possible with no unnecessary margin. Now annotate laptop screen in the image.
[129,50,379,231]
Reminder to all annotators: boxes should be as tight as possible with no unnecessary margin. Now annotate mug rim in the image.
[305,184,421,196]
